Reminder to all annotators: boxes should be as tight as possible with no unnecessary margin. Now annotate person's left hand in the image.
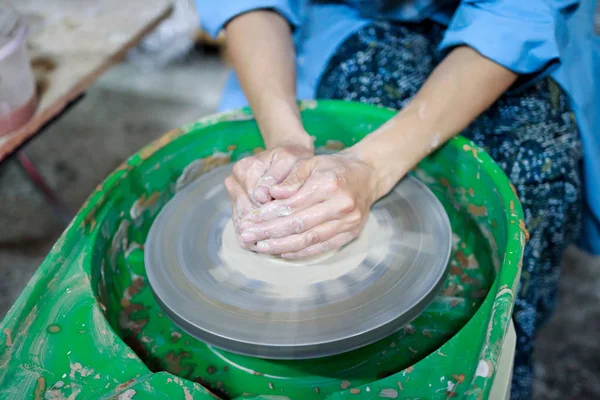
[238,153,383,258]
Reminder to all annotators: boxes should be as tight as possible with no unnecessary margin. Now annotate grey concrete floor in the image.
[0,49,599,399]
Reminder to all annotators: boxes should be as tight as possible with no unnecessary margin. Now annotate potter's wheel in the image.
[145,164,452,359]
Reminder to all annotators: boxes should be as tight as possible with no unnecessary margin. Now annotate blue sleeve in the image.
[195,0,304,38]
[439,0,580,77]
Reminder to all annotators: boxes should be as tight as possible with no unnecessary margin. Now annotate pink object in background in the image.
[0,7,37,136]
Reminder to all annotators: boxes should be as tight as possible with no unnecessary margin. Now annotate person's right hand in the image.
[224,141,314,242]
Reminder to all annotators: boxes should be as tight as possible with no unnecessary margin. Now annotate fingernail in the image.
[241,232,257,243]
[257,241,270,252]
[252,186,271,203]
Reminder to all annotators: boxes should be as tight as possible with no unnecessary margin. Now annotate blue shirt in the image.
[196,0,600,255]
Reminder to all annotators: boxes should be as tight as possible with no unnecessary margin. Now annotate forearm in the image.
[349,46,518,196]
[225,11,312,149]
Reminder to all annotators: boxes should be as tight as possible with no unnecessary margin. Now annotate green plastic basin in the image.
[0,101,526,399]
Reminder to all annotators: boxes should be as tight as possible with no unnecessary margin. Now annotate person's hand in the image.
[224,141,314,240]
[237,152,384,258]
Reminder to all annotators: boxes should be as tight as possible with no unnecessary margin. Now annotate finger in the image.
[252,157,298,204]
[231,157,253,186]
[281,232,356,259]
[224,176,254,232]
[234,156,268,201]
[269,160,313,200]
[254,220,345,255]
[240,200,354,243]
[241,175,333,227]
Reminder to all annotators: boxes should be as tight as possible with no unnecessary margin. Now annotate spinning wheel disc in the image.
[145,164,452,359]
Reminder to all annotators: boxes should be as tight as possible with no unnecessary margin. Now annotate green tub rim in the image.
[0,100,526,399]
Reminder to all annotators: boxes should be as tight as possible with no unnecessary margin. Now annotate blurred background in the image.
[0,1,599,399]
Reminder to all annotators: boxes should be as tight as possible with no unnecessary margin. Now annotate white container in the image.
[0,7,37,135]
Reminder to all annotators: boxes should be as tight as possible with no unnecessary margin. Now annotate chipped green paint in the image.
[0,101,525,399]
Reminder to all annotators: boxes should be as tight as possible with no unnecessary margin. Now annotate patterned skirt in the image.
[317,22,583,400]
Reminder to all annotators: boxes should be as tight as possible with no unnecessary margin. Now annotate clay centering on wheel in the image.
[145,163,452,359]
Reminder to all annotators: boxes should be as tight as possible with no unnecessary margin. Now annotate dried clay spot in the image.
[455,251,469,268]
[130,192,161,220]
[476,359,493,378]
[509,182,519,197]
[462,144,479,159]
[3,328,12,346]
[118,389,137,400]
[164,351,192,375]
[34,377,46,400]
[467,204,488,217]
[379,388,399,398]
[519,220,530,242]
[350,388,361,394]
[460,274,475,285]
[450,266,463,275]
[116,378,136,392]
[442,284,461,297]
[341,380,351,389]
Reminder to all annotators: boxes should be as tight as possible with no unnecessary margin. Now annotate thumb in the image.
[270,161,312,199]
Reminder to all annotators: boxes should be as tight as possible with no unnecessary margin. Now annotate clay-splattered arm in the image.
[349,46,518,199]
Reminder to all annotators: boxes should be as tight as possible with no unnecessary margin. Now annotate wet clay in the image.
[217,213,387,299]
